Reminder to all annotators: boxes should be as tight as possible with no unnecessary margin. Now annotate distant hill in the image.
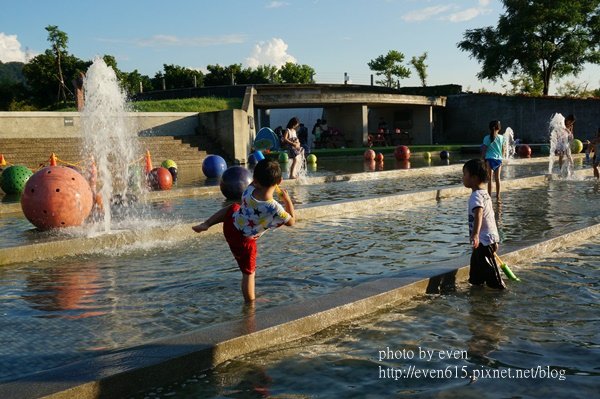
[0,61,25,83]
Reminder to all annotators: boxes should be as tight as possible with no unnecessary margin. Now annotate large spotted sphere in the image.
[21,166,93,230]
[0,165,33,195]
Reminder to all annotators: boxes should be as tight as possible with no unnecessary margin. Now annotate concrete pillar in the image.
[429,105,433,144]
[361,104,369,145]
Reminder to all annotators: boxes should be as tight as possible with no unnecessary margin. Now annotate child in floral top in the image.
[193,159,296,302]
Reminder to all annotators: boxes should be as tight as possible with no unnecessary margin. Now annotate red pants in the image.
[223,204,257,274]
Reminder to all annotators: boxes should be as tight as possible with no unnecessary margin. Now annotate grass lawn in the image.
[49,97,242,112]
[131,97,242,112]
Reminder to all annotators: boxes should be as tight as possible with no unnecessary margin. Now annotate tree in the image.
[410,52,428,87]
[22,50,87,108]
[204,64,242,86]
[152,64,203,90]
[367,50,411,87]
[277,62,315,84]
[45,25,70,103]
[122,69,153,95]
[237,65,280,84]
[556,80,596,97]
[504,73,544,95]
[458,0,600,96]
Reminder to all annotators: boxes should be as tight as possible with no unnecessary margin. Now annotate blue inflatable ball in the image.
[440,150,450,160]
[220,166,252,200]
[168,166,178,183]
[202,155,227,179]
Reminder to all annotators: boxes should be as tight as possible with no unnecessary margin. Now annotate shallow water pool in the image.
[1,178,600,382]
[143,239,600,398]
[0,160,579,250]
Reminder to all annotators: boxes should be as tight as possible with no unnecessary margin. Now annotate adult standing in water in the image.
[282,117,305,179]
[481,120,506,198]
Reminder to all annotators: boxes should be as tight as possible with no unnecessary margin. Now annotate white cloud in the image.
[402,5,453,22]
[245,38,296,68]
[98,34,246,48]
[402,1,492,23]
[444,7,485,22]
[0,33,34,63]
[266,1,289,8]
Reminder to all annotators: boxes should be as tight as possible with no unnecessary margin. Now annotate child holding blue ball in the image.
[463,159,506,289]
[192,159,296,302]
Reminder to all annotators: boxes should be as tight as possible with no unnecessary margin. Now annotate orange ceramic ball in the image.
[394,145,411,161]
[364,149,376,161]
[148,167,173,190]
[21,166,93,230]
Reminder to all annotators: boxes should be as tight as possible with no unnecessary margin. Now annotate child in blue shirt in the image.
[481,120,506,198]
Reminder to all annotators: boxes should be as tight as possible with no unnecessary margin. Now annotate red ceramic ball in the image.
[375,153,384,162]
[364,149,376,161]
[518,144,531,158]
[394,145,411,161]
[148,167,173,190]
[21,166,93,230]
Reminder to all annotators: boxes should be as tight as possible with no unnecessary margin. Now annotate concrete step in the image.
[0,135,216,169]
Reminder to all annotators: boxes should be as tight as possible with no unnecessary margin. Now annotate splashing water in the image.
[548,113,573,177]
[81,58,144,232]
[296,152,309,183]
[504,127,516,160]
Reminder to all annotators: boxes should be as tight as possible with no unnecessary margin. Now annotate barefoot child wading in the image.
[463,159,506,289]
[192,159,296,302]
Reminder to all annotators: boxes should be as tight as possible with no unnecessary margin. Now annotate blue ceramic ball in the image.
[219,166,252,200]
[202,155,227,179]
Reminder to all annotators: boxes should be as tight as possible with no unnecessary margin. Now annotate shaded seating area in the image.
[315,127,347,148]
[367,128,412,147]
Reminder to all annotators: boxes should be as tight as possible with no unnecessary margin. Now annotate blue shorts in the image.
[486,158,502,171]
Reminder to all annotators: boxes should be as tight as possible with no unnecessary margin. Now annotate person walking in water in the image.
[481,120,506,198]
[282,117,305,179]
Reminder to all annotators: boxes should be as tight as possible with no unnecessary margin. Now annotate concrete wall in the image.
[0,112,199,139]
[444,94,600,144]
[322,104,367,146]
[197,109,252,164]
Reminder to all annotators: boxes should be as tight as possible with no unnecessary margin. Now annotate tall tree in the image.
[458,0,600,96]
[367,50,411,88]
[277,62,315,84]
[410,52,428,87]
[204,64,242,86]
[23,51,87,108]
[45,25,70,103]
[237,65,280,84]
[152,64,204,89]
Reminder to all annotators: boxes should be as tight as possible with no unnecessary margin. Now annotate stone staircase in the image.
[0,135,223,170]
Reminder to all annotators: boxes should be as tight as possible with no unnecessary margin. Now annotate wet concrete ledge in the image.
[0,168,586,267]
[0,157,555,215]
[1,221,599,399]
[0,169,557,267]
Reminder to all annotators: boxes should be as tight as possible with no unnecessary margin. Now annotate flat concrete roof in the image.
[253,84,446,108]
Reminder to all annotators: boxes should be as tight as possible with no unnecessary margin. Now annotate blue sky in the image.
[1,0,598,93]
